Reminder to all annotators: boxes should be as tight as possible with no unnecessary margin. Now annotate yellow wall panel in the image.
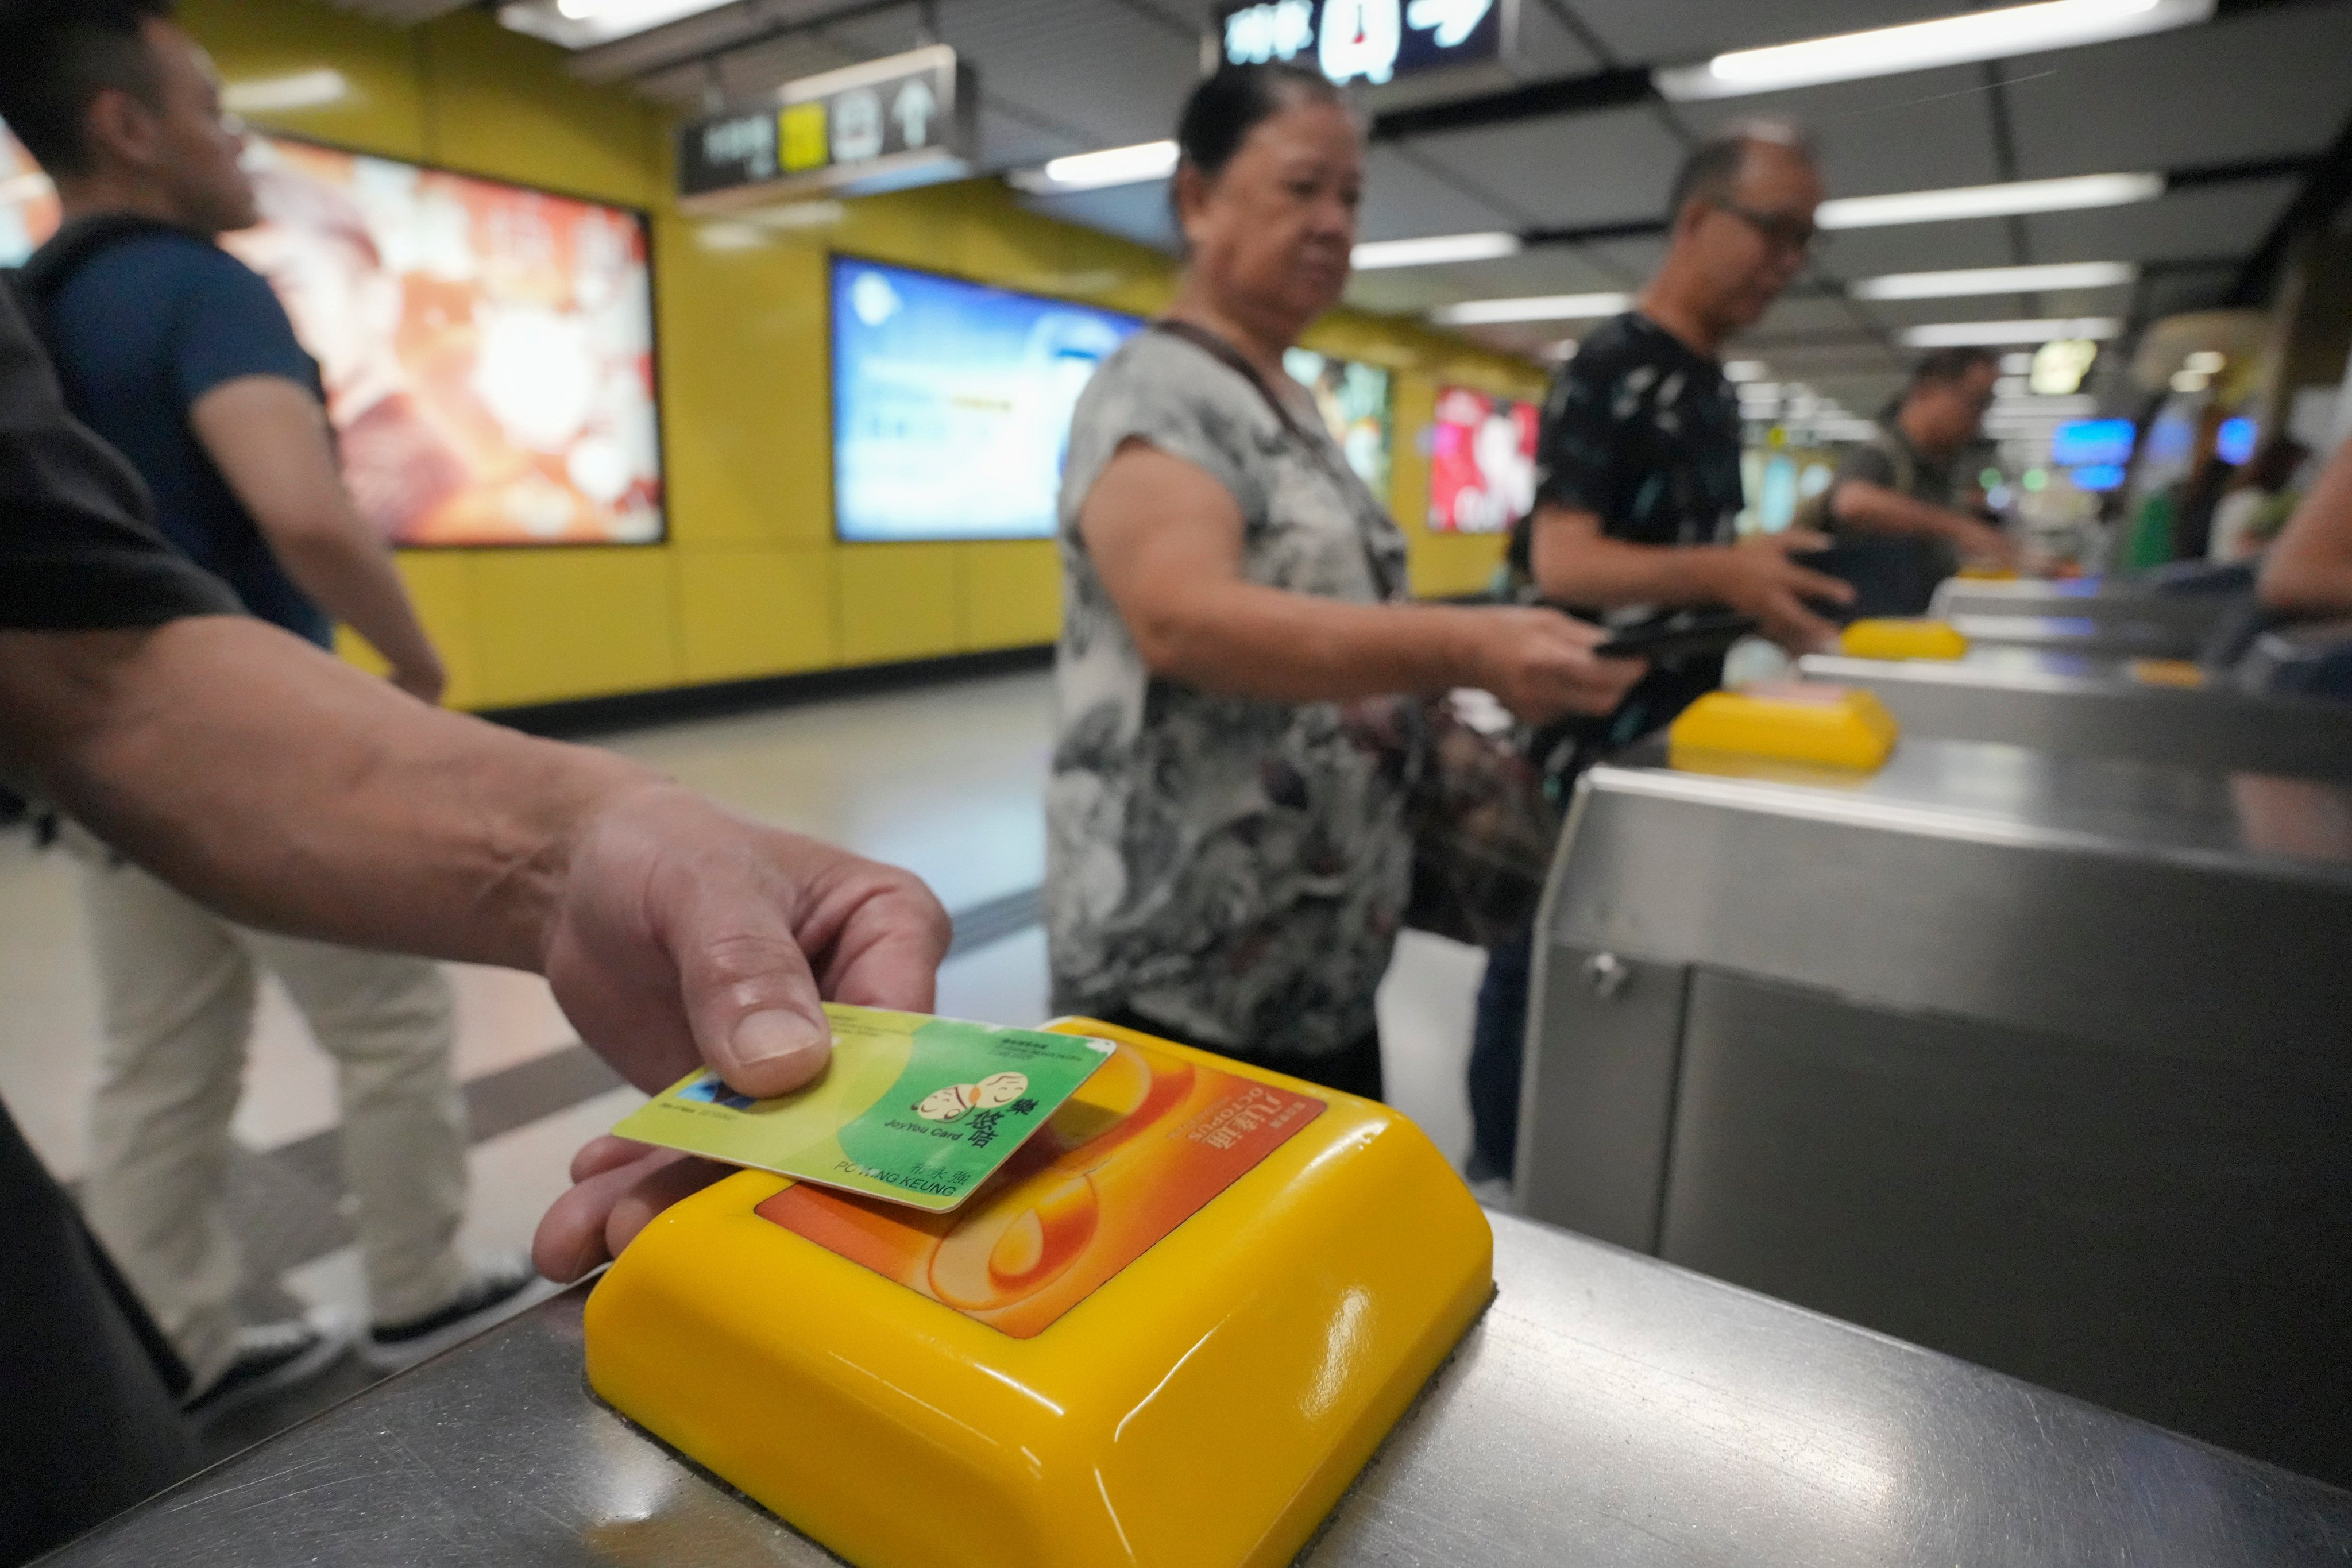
[961,540,1063,651]
[678,549,835,684]
[656,227,831,549]
[182,0,427,159]
[467,549,678,706]
[837,546,960,666]
[412,9,661,205]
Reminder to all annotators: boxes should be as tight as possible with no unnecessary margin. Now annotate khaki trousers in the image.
[71,849,469,1391]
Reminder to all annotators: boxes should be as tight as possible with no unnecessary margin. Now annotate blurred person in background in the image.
[1810,346,2021,615]
[2208,434,2311,564]
[0,249,945,1561]
[2260,437,2352,617]
[1470,125,1856,1186]
[1047,64,1641,1100]
[0,0,526,1420]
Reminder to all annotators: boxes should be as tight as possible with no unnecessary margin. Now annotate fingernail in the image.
[731,1008,829,1075]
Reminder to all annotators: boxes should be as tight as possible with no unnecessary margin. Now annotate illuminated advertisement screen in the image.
[1427,385,1538,534]
[832,257,1140,543]
[1284,347,1392,499]
[2049,419,2135,469]
[1,128,662,547]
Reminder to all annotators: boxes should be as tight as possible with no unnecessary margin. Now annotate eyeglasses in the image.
[1710,198,1820,257]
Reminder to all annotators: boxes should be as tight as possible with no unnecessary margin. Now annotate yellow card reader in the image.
[1838,617,1971,661]
[585,1016,1492,1568]
[1670,682,1901,773]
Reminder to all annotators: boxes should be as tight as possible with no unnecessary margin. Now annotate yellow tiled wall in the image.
[190,0,1543,709]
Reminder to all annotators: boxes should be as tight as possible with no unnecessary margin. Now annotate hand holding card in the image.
[611,1005,1114,1212]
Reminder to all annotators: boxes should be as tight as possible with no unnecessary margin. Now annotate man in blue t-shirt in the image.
[1,0,534,1422]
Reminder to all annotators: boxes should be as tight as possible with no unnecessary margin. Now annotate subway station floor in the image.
[0,665,1489,1451]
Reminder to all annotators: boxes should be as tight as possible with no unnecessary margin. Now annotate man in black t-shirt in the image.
[0,280,948,1561]
[1471,126,1853,1184]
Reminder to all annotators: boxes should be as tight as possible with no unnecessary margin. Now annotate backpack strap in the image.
[10,213,186,341]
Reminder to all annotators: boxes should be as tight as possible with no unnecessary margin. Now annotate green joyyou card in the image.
[612,1004,1115,1212]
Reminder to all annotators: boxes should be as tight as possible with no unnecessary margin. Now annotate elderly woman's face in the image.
[1181,98,1362,331]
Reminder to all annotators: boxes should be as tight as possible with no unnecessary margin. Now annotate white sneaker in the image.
[181,1306,354,1425]
[361,1253,554,1371]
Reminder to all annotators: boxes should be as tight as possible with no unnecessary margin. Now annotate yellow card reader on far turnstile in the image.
[585,1015,1493,1568]
[1837,617,1971,662]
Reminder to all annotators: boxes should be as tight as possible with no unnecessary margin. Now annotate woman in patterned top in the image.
[1045,64,1642,1098]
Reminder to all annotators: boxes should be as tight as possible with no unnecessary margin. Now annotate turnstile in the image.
[1797,650,2352,777]
[1927,575,2243,659]
[1517,734,2352,1485]
[44,1215,2352,1567]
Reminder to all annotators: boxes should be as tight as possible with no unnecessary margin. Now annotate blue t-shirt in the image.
[42,230,333,647]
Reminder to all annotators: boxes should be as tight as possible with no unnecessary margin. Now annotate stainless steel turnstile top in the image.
[1926,577,2238,659]
[1796,651,2352,777]
[44,1213,2352,1567]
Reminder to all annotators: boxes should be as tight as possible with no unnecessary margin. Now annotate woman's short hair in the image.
[1174,63,1343,183]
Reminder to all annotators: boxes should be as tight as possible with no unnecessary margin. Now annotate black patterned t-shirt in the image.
[1509,310,1745,748]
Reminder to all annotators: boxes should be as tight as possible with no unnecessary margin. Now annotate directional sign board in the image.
[1213,0,1516,88]
[678,45,975,213]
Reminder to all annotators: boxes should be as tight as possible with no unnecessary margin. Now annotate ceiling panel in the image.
[1357,145,1527,241]
[2025,178,2300,266]
[1015,180,1179,253]
[2004,5,2352,178]
[1558,0,1959,68]
[1401,105,1686,227]
[1579,234,1668,281]
[1664,64,2003,199]
[1503,0,1608,78]
[1810,219,2021,280]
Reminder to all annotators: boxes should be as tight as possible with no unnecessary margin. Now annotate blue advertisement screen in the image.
[832,257,1142,542]
[2050,419,2135,468]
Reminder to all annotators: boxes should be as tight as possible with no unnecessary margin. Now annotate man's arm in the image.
[0,613,949,1100]
[1528,502,1854,651]
[189,375,447,702]
[1828,477,2019,566]
[2260,439,2352,617]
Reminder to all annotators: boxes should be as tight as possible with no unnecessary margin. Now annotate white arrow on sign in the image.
[893,78,939,148]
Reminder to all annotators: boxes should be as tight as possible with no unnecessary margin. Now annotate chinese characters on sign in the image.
[678,45,973,211]
[1216,0,1512,87]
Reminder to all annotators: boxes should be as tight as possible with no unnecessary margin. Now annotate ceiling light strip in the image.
[1656,0,2214,101]
[1901,317,2123,346]
[1818,173,2164,229]
[1431,292,1633,326]
[1850,261,2139,299]
[1352,232,1523,270]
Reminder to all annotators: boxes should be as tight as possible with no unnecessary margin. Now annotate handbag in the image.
[1149,318,1562,948]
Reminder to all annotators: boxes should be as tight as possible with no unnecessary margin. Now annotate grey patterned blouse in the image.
[1046,327,1414,1059]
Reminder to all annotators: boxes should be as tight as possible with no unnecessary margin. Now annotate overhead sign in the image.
[1214,0,1515,87]
[678,45,974,212]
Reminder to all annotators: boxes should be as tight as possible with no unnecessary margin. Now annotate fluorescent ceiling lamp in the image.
[1817,172,2163,230]
[1351,232,1522,270]
[499,0,738,49]
[1431,291,1631,326]
[1903,317,2122,346]
[1723,359,1770,382]
[1010,141,1180,194]
[1851,260,2138,300]
[222,69,349,115]
[1656,0,2212,100]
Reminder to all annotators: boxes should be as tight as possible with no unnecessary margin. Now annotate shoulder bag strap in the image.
[1146,317,1405,601]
